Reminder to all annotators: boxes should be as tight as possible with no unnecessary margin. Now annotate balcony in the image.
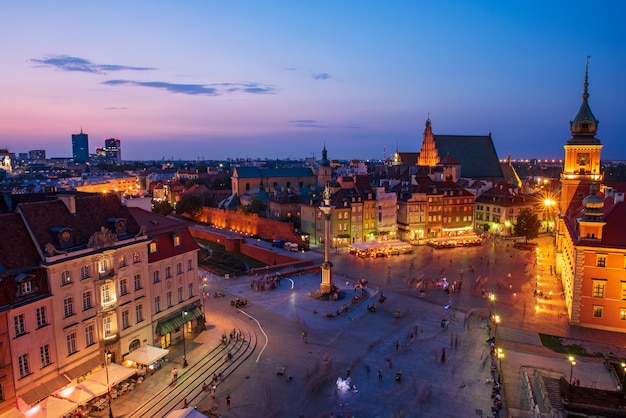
[101,299,117,312]
[99,269,115,280]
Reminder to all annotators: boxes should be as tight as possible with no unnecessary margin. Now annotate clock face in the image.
[577,152,589,165]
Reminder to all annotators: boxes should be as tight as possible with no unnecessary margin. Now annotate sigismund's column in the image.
[319,183,335,293]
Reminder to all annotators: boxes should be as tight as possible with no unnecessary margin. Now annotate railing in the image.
[99,269,115,280]
[101,299,117,312]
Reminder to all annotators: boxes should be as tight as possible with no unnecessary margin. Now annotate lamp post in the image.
[105,352,113,418]
[493,314,501,340]
[202,276,208,323]
[496,347,504,382]
[182,311,188,368]
[621,362,626,390]
[569,356,576,385]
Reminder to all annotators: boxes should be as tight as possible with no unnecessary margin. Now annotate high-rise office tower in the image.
[104,138,122,165]
[72,129,89,163]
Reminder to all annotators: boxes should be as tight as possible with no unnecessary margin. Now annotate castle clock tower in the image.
[560,58,603,217]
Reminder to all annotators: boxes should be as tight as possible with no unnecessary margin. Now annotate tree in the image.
[152,200,173,216]
[245,197,267,217]
[513,208,540,244]
[175,194,203,218]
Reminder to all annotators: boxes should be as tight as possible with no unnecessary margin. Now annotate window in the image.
[40,344,51,368]
[14,314,25,336]
[99,259,109,273]
[120,278,129,296]
[61,270,71,286]
[66,332,77,355]
[133,251,141,263]
[85,325,95,347]
[81,264,90,279]
[166,291,172,308]
[174,234,182,246]
[188,283,193,299]
[20,281,32,294]
[597,254,607,268]
[118,255,127,268]
[187,260,192,271]
[593,305,604,318]
[153,270,160,283]
[36,306,47,328]
[63,297,74,317]
[620,308,626,321]
[155,296,161,313]
[166,267,172,278]
[82,291,93,311]
[102,284,112,304]
[136,304,144,323]
[18,354,30,378]
[134,274,142,290]
[122,310,130,329]
[149,242,158,253]
[178,287,183,303]
[621,282,626,301]
[592,279,606,298]
[103,316,112,337]
[177,263,183,275]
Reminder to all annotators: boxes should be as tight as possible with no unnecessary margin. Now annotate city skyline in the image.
[1,1,625,161]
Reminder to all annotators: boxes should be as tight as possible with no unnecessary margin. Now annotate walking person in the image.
[226,394,231,409]
[378,368,383,382]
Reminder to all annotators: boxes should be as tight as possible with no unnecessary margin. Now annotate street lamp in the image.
[105,352,113,418]
[182,311,188,368]
[569,356,576,385]
[202,276,208,323]
[496,347,504,382]
[621,362,626,389]
[493,314,501,339]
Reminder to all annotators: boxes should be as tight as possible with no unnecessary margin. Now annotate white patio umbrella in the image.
[123,345,169,365]
[24,396,77,418]
[87,363,136,388]
[55,380,108,404]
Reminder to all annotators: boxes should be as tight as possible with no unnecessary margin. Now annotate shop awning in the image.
[20,374,71,405]
[64,356,103,380]
[156,304,203,336]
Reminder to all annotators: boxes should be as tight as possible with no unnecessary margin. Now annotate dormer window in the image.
[173,234,182,247]
[108,217,127,235]
[50,226,74,249]
[149,242,158,253]
[16,273,36,296]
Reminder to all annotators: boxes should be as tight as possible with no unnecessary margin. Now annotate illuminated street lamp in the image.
[493,314,501,338]
[622,362,626,389]
[569,356,576,384]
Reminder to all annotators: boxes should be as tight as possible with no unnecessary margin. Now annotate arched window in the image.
[129,339,140,352]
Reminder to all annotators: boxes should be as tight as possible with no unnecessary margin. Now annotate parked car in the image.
[272,239,286,248]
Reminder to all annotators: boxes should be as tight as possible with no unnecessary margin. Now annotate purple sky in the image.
[1,1,624,161]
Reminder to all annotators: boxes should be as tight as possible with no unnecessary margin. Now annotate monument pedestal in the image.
[320,262,333,294]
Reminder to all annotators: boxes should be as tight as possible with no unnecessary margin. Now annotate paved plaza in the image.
[92,233,626,418]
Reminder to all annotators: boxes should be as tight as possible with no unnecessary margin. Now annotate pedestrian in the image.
[171,367,178,383]
[441,347,446,363]
[378,368,383,382]
[395,339,400,352]
[302,331,307,344]
[184,398,188,408]
[210,385,216,399]
[226,394,231,409]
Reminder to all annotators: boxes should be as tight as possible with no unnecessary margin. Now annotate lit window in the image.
[119,255,127,268]
[592,279,606,298]
[61,270,71,286]
[620,308,626,321]
[621,282,626,301]
[149,242,158,253]
[174,234,182,247]
[133,251,141,263]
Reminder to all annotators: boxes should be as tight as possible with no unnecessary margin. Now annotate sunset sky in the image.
[1,1,624,161]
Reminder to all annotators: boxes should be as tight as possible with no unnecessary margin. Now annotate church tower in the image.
[560,58,603,217]
[317,145,332,187]
[417,117,440,167]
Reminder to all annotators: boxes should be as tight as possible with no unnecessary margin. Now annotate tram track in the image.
[126,326,258,418]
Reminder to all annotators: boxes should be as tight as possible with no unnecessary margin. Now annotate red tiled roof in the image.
[127,207,200,262]
[0,213,42,270]
[17,193,142,253]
